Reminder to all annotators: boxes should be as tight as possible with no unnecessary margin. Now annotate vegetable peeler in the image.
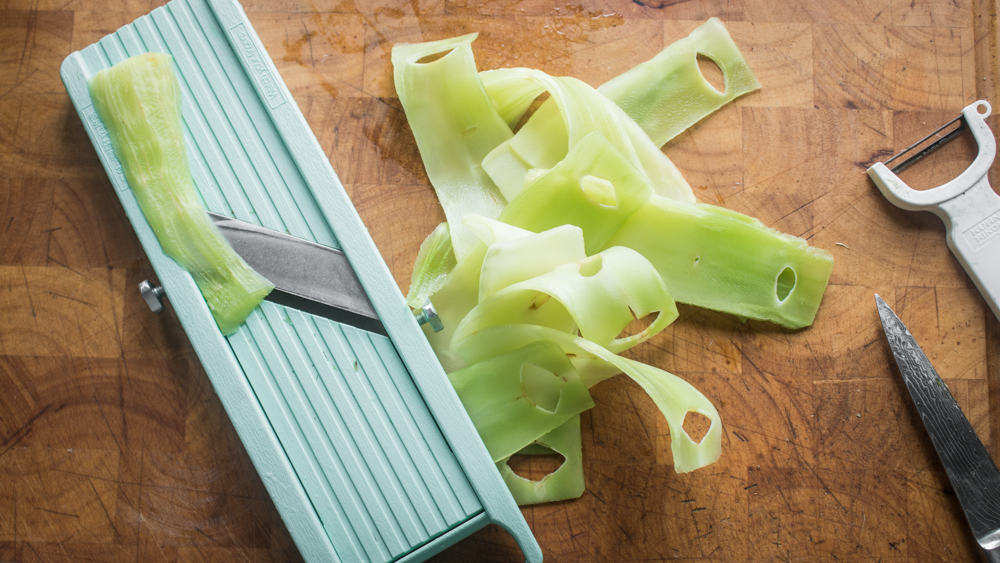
[59,0,541,560]
[867,100,1000,321]
[876,295,1000,562]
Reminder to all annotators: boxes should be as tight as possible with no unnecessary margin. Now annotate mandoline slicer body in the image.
[60,0,541,561]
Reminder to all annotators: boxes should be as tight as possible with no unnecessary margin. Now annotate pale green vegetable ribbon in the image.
[479,68,693,203]
[448,340,594,463]
[453,244,678,354]
[419,219,714,503]
[392,34,512,259]
[598,17,761,147]
[393,19,831,505]
[453,324,722,474]
[497,416,586,505]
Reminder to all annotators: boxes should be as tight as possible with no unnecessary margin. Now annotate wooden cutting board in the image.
[2,0,998,560]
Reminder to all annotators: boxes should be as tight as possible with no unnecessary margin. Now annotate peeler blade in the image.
[883,113,966,174]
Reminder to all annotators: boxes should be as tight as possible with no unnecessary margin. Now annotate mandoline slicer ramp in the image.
[60,0,541,561]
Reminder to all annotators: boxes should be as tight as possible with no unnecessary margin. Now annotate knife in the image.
[875,294,1000,562]
[207,212,387,335]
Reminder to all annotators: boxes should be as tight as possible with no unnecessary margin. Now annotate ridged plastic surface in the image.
[59,0,540,561]
[232,304,479,561]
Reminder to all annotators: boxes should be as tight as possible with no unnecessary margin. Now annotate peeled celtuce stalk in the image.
[90,53,273,335]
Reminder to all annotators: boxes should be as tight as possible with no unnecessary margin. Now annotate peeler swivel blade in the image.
[867,100,1000,321]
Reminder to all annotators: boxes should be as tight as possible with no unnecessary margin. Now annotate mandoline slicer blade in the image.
[59,0,541,561]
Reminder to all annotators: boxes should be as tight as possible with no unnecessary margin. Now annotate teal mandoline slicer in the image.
[59,0,542,561]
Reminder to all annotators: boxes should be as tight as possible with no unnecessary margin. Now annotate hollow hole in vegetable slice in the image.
[775,266,796,302]
[580,175,618,208]
[693,255,701,266]
[528,292,552,310]
[619,310,654,339]
[520,362,562,414]
[507,448,567,482]
[682,410,713,444]
[578,255,603,277]
[512,91,551,134]
[416,49,454,64]
[696,52,726,94]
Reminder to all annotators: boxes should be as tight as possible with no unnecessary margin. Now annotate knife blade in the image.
[875,294,1000,561]
[209,212,385,335]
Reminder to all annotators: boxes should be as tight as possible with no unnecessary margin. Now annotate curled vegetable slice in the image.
[479,68,692,203]
[453,245,678,354]
[480,68,549,130]
[447,341,594,462]
[419,242,482,372]
[479,18,760,150]
[423,217,587,369]
[455,325,722,474]
[417,216,548,370]
[478,224,587,302]
[500,131,653,254]
[598,17,761,147]
[498,416,585,505]
[608,195,834,328]
[392,34,512,259]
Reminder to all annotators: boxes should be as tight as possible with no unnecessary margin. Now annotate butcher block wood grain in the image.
[1,0,999,561]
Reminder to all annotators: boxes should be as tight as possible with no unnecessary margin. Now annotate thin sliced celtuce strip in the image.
[499,130,652,255]
[498,416,585,506]
[406,222,456,309]
[598,17,761,148]
[454,324,722,474]
[452,245,677,354]
[480,68,693,203]
[607,195,833,329]
[447,341,595,463]
[392,34,513,259]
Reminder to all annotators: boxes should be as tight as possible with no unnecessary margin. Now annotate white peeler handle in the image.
[941,176,1000,322]
[868,100,1000,321]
